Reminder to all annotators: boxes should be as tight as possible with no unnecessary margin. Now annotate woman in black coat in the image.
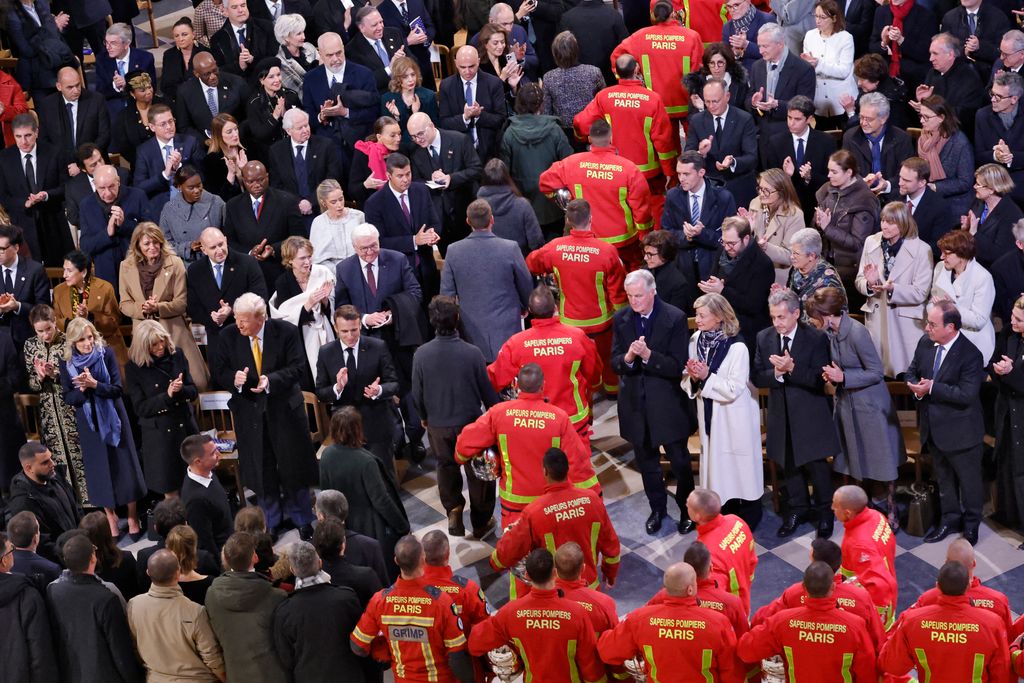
[991,296,1024,547]
[113,71,164,169]
[159,16,210,104]
[80,511,140,599]
[868,0,938,91]
[124,320,198,498]
[642,230,692,315]
[243,57,301,163]
[964,163,1024,270]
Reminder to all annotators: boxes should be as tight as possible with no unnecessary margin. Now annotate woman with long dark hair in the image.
[683,42,749,115]
[80,510,139,598]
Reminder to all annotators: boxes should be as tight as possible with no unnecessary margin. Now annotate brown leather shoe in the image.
[472,516,496,540]
[448,507,465,536]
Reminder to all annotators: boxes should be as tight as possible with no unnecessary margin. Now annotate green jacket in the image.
[500,113,573,225]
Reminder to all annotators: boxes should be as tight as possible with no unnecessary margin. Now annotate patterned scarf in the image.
[695,330,735,436]
[730,4,757,35]
[880,237,903,280]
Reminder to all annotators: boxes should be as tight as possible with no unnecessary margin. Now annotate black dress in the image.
[98,550,140,600]
[179,575,215,605]
[124,348,199,494]
[243,87,301,162]
[113,98,167,169]
[201,151,244,201]
[160,45,211,104]
[347,149,378,207]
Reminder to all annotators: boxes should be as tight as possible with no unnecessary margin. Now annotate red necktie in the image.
[366,262,377,296]
[400,193,411,223]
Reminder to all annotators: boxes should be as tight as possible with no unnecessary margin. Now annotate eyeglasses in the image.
[356,244,380,253]
[0,244,11,252]
[991,92,1015,102]
[1000,48,1024,59]
[758,186,778,196]
[918,112,939,120]
[813,13,831,19]
[643,250,660,257]
[409,130,429,140]
[719,238,742,247]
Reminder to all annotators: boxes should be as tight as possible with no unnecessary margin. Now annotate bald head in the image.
[407,112,437,148]
[946,539,976,577]
[663,562,697,597]
[832,485,868,522]
[554,542,585,581]
[686,488,721,525]
[93,165,118,185]
[147,549,180,586]
[455,45,481,82]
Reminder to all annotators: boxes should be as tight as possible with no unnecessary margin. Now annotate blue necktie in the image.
[214,263,223,289]
[690,193,701,224]
[967,12,977,34]
[237,27,246,49]
[979,204,990,224]
[294,145,310,198]
[374,40,389,66]
[253,198,261,217]
[464,80,477,144]
[931,344,943,379]
[796,137,805,167]
[206,87,218,115]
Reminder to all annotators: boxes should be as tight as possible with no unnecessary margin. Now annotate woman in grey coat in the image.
[807,286,905,528]
[916,95,974,217]
[476,159,544,257]
[158,166,226,263]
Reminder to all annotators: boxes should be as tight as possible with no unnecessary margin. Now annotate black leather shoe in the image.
[677,519,696,535]
[923,524,957,543]
[777,513,805,538]
[407,442,427,464]
[646,511,667,535]
[448,508,466,537]
[298,524,315,542]
[472,517,496,540]
[962,528,979,546]
[816,517,834,539]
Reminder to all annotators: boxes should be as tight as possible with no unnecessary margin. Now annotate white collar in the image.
[389,184,408,203]
[3,256,18,273]
[690,181,706,202]
[936,332,959,354]
[291,139,308,154]
[428,132,441,154]
[186,468,214,488]
[711,105,729,121]
[21,146,36,159]
[326,62,346,81]
[115,48,130,64]
[792,128,810,143]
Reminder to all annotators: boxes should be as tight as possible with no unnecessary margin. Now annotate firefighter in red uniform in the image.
[491,449,620,590]
[351,536,474,683]
[488,286,602,442]
[538,119,653,272]
[832,485,899,631]
[598,561,742,682]
[421,531,489,633]
[574,56,677,225]
[751,539,884,649]
[738,562,878,683]
[880,561,1011,683]
[649,0,741,45]
[687,488,758,614]
[526,200,627,397]
[455,364,600,528]
[554,543,619,634]
[469,549,607,683]
[908,538,1013,638]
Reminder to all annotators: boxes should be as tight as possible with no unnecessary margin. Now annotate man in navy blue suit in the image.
[132,104,206,217]
[438,46,508,161]
[375,0,436,90]
[334,224,422,324]
[0,225,51,351]
[94,22,157,119]
[79,166,150,289]
[746,23,816,142]
[363,153,442,300]
[303,32,379,182]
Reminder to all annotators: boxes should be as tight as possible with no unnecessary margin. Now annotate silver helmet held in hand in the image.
[469,446,501,482]
[553,188,572,211]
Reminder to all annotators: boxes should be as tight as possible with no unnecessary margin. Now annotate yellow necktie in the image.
[251,337,262,375]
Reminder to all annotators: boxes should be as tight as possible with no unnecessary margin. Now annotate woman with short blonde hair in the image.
[965,163,1024,269]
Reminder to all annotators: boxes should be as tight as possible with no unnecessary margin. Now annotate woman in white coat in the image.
[800,0,857,130]
[682,293,764,528]
[854,201,933,378]
[931,230,996,364]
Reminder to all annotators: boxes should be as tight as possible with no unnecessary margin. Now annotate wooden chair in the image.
[302,391,329,446]
[45,267,64,289]
[825,129,844,145]
[907,127,922,145]
[196,391,248,506]
[432,44,452,90]
[14,393,42,442]
[137,1,159,48]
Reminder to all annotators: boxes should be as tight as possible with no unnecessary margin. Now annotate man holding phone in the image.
[376,0,437,89]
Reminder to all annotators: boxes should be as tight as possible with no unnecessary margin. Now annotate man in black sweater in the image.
[410,296,501,539]
[5,443,81,563]
[179,435,233,558]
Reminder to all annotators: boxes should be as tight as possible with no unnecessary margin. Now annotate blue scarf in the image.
[68,347,122,447]
[864,125,887,174]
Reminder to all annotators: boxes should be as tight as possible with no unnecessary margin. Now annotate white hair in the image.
[624,269,656,292]
[489,3,513,20]
[757,22,784,44]
[789,228,822,256]
[106,22,132,45]
[234,292,267,318]
[274,13,306,44]
[282,107,308,131]
[858,92,889,119]
[351,223,380,246]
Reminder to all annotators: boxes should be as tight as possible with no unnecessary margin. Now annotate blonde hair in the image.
[128,319,176,366]
[281,236,314,269]
[975,163,1015,196]
[693,292,741,337]
[756,168,801,215]
[388,56,421,93]
[165,525,199,574]
[316,179,343,212]
[63,318,106,360]
[879,201,919,239]
[128,222,174,263]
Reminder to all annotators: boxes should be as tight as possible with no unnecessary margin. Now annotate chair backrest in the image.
[14,393,42,442]
[303,391,328,445]
[196,391,237,440]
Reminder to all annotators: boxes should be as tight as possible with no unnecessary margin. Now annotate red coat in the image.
[556,577,619,634]
[488,317,602,428]
[454,391,599,518]
[696,514,757,614]
[598,595,742,683]
[910,576,1012,641]
[839,507,898,630]
[538,147,654,246]
[610,22,704,119]
[525,230,627,334]
[648,576,750,637]
[648,0,741,44]
[738,597,878,683]
[751,574,884,649]
[0,71,29,148]
[879,595,1010,683]
[420,564,489,635]
[351,577,468,683]
[490,481,620,589]
[573,80,678,178]
[468,587,606,683]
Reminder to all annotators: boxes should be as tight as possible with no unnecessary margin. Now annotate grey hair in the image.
[282,107,308,131]
[1013,218,1024,244]
[106,22,132,44]
[315,489,349,522]
[931,32,961,57]
[757,22,785,44]
[789,228,822,257]
[288,540,321,579]
[274,13,306,45]
[489,2,513,20]
[859,92,889,119]
[233,292,267,318]
[994,71,1023,98]
[624,269,656,292]
[1005,30,1024,53]
[768,288,800,312]
[351,223,380,246]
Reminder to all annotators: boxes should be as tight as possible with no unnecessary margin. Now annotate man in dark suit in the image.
[333,224,422,320]
[842,0,877,56]
[248,0,314,25]
[906,300,986,545]
[132,104,206,217]
[94,22,157,118]
[210,0,278,77]
[558,0,627,85]
[764,95,837,226]
[890,156,957,256]
[209,293,319,533]
[663,151,738,288]
[842,92,915,196]
[179,434,233,557]
[918,33,988,136]
[746,23,817,141]
[438,45,508,161]
[38,67,111,174]
[0,225,50,351]
[303,32,380,178]
[187,227,269,375]
[268,109,343,220]
[989,30,1024,86]
[701,216,774,354]
[51,0,110,72]
[991,222,1024,322]
[174,53,248,139]
[313,0,368,40]
[363,152,442,299]
[753,289,841,538]
[375,0,436,90]
[0,114,68,267]
[78,165,149,289]
[314,489,390,585]
[315,304,402,474]
[407,113,482,251]
[223,160,305,287]
[975,72,1024,205]
[7,511,62,589]
[346,7,407,92]
[65,145,131,232]
[721,0,776,72]
[611,269,694,535]
[684,79,759,208]
[941,0,1011,80]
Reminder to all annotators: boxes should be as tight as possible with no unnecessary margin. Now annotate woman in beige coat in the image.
[855,201,932,378]
[739,168,805,287]
[119,223,210,390]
